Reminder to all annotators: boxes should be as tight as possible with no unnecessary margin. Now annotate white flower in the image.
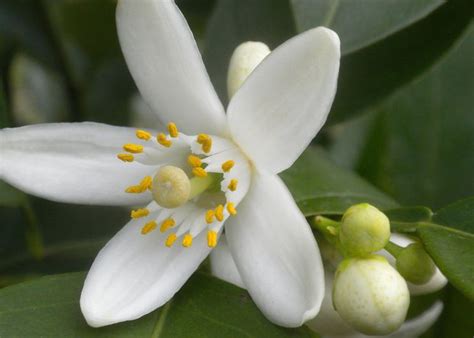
[0,0,340,328]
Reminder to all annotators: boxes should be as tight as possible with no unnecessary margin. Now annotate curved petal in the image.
[227,27,340,174]
[116,0,227,136]
[0,122,154,205]
[378,233,448,295]
[225,173,324,327]
[81,204,213,327]
[210,236,245,288]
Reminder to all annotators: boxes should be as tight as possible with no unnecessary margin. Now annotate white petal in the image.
[116,0,227,136]
[210,236,245,288]
[0,122,154,205]
[227,27,340,174]
[225,173,324,327]
[80,204,213,327]
[378,233,448,295]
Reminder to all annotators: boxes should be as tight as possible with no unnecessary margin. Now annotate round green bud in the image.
[396,243,436,285]
[340,203,390,256]
[152,166,190,208]
[333,256,410,335]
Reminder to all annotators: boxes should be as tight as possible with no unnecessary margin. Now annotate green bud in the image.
[396,243,436,285]
[340,203,390,256]
[333,256,410,335]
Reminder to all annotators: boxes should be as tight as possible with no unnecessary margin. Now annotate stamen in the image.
[182,234,193,247]
[205,209,215,224]
[221,160,235,172]
[131,208,149,218]
[136,129,152,141]
[160,218,176,233]
[125,176,153,193]
[117,153,134,162]
[141,221,157,235]
[197,134,212,153]
[165,233,177,247]
[228,179,238,191]
[226,202,237,216]
[215,204,224,222]
[123,143,144,154]
[207,230,218,248]
[157,133,172,147]
[168,122,179,138]
[192,167,207,177]
[187,154,202,167]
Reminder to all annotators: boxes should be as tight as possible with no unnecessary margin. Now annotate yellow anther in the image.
[182,234,193,247]
[202,139,212,153]
[197,134,210,144]
[207,230,218,248]
[160,218,176,233]
[215,204,224,222]
[226,202,237,216]
[123,143,144,154]
[192,167,207,177]
[131,208,150,219]
[136,129,152,141]
[140,176,153,190]
[165,233,177,247]
[187,154,202,167]
[157,133,172,147]
[168,122,179,138]
[205,209,215,224]
[125,176,153,193]
[228,179,238,191]
[141,221,157,235]
[117,153,134,162]
[221,160,235,172]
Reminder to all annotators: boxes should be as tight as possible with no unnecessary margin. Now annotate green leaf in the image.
[291,0,443,55]
[0,272,316,338]
[385,206,433,223]
[280,147,398,216]
[203,0,296,104]
[353,24,474,209]
[432,197,474,234]
[418,225,474,300]
[329,0,473,123]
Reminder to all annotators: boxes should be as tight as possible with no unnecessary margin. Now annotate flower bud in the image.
[340,203,390,256]
[152,166,190,208]
[396,243,436,285]
[333,256,410,335]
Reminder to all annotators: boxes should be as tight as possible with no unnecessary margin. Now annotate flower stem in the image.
[384,241,403,258]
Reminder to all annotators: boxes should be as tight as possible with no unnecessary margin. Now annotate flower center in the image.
[116,122,251,249]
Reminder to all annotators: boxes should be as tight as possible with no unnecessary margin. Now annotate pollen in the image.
[197,134,212,153]
[117,153,134,162]
[205,209,215,224]
[125,176,153,193]
[215,204,224,222]
[160,218,176,233]
[123,143,144,153]
[165,233,177,247]
[141,221,157,235]
[226,202,237,216]
[131,208,150,218]
[187,154,202,167]
[207,230,218,248]
[168,122,179,138]
[157,133,172,147]
[136,129,152,141]
[192,167,207,177]
[182,234,193,247]
[221,160,235,172]
[228,179,238,191]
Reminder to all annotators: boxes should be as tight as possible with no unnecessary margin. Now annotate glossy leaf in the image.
[291,0,443,55]
[280,147,398,216]
[0,272,316,338]
[432,197,474,234]
[385,206,433,223]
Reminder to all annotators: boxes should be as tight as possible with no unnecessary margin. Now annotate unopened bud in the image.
[152,166,190,208]
[333,256,410,335]
[396,243,436,285]
[340,203,390,256]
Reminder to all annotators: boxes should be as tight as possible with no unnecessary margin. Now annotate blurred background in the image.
[0,0,472,336]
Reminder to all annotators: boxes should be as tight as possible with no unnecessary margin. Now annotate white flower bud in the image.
[340,203,390,256]
[333,255,410,335]
[227,41,270,99]
[152,166,190,208]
